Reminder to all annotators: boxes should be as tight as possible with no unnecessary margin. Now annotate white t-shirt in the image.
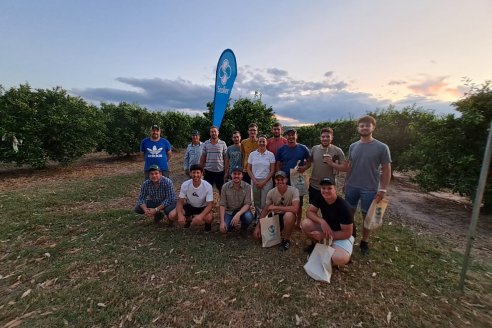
[247,149,275,179]
[179,179,214,208]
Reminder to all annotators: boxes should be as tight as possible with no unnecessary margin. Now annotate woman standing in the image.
[247,135,276,215]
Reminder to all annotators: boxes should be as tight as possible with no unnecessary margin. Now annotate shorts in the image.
[344,185,377,214]
[183,203,206,216]
[333,236,355,255]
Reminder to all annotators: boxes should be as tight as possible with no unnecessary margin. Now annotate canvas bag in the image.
[260,213,282,247]
[303,238,335,283]
[290,160,309,196]
[364,198,389,230]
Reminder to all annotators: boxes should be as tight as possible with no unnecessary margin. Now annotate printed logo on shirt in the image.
[192,192,199,197]
[147,145,163,158]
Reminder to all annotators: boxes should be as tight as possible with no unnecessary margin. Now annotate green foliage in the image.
[100,102,154,156]
[401,82,492,212]
[368,105,436,172]
[0,84,104,168]
[297,119,358,149]
[205,97,276,143]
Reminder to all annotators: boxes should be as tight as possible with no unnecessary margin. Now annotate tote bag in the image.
[364,198,389,230]
[260,213,282,247]
[290,160,309,196]
[303,239,335,283]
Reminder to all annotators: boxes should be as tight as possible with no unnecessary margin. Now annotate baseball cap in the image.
[284,127,297,134]
[231,166,243,173]
[274,171,287,178]
[151,125,160,131]
[319,177,335,186]
[147,164,160,172]
[191,130,200,135]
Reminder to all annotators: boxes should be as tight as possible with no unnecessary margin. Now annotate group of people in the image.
[135,116,391,266]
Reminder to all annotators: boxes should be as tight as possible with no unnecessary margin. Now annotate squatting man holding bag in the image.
[301,177,354,266]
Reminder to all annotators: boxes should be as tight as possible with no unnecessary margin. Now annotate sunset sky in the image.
[1,0,491,125]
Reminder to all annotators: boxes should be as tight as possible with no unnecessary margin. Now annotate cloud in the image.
[388,80,406,86]
[71,68,458,125]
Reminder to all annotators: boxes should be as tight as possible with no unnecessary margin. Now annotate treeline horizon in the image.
[1,82,491,212]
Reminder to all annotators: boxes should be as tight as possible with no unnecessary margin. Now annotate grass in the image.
[0,160,491,327]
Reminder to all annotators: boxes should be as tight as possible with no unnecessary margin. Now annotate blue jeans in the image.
[134,200,176,215]
[224,210,255,231]
[344,185,376,214]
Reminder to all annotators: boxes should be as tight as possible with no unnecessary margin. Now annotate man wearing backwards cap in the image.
[183,130,204,177]
[253,170,300,251]
[134,164,177,223]
[140,125,172,179]
[301,177,354,266]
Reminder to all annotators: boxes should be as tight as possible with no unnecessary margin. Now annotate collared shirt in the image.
[219,180,252,214]
[136,176,176,208]
[183,142,204,171]
[247,149,275,179]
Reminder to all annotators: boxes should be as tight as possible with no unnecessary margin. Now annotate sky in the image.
[1,1,491,125]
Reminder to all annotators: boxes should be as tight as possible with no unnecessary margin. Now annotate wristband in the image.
[378,189,387,193]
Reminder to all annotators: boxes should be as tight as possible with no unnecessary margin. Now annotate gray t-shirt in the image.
[202,139,227,172]
[309,144,346,190]
[345,139,391,191]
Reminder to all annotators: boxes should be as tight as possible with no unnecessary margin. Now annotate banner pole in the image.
[459,118,492,292]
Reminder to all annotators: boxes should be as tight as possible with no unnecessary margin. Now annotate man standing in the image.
[342,115,391,255]
[276,128,310,225]
[240,123,259,184]
[253,171,300,251]
[266,122,287,157]
[175,164,214,232]
[301,177,354,266]
[224,131,242,182]
[183,130,203,177]
[134,164,177,223]
[219,167,255,235]
[140,125,172,178]
[200,126,228,193]
[305,127,346,203]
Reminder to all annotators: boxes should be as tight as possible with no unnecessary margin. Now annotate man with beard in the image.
[134,164,177,223]
[304,127,346,203]
[219,167,255,235]
[240,123,259,184]
[200,126,228,193]
[140,125,172,179]
[224,131,242,182]
[253,171,300,251]
[266,122,287,157]
[342,115,391,255]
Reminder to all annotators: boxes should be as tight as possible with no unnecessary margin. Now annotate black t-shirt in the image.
[311,195,353,231]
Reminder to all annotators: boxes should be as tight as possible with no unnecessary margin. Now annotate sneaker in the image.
[303,242,316,254]
[360,241,370,255]
[281,239,291,251]
[204,223,212,232]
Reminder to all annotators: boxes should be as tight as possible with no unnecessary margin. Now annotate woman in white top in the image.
[247,135,276,215]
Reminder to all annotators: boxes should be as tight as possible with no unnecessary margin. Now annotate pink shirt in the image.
[267,137,288,156]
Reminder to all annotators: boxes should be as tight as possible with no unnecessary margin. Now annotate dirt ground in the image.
[1,152,491,263]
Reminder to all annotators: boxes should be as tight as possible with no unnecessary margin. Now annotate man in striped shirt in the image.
[134,165,177,223]
[200,126,228,193]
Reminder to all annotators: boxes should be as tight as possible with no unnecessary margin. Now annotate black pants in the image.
[204,169,225,193]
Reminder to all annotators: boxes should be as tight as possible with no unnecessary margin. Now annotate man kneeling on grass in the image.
[219,167,255,235]
[134,164,177,223]
[301,177,354,266]
[253,170,300,251]
[175,164,214,231]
